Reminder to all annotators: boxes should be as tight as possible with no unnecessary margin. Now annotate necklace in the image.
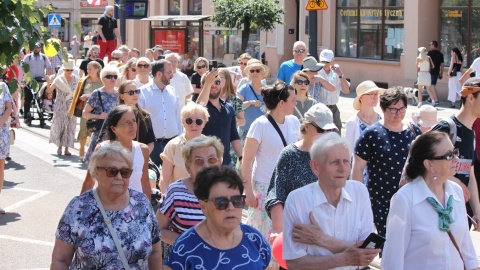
[205,221,235,249]
[357,113,378,126]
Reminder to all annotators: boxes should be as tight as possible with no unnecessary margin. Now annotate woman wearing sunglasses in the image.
[290,71,317,120]
[157,136,223,260]
[82,65,119,163]
[69,61,103,160]
[52,142,162,269]
[382,131,479,270]
[190,57,209,102]
[164,166,271,270]
[118,57,138,86]
[46,59,78,156]
[159,103,209,192]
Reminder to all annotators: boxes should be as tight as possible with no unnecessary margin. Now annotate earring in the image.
[433,175,437,181]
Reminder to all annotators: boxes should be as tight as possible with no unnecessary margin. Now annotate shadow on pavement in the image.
[3,180,22,189]
[5,160,26,171]
[0,212,21,225]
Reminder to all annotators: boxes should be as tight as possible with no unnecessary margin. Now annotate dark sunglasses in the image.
[130,67,137,72]
[193,156,219,167]
[204,195,246,210]
[111,57,120,60]
[122,89,141,96]
[97,167,133,178]
[185,118,204,125]
[238,62,248,66]
[197,64,206,69]
[104,74,118,79]
[295,79,310,85]
[249,69,262,74]
[64,69,73,72]
[430,148,459,161]
[92,51,100,55]
[214,80,221,85]
[294,49,306,53]
[137,64,150,69]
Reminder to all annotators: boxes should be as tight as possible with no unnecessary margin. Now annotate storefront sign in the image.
[339,9,403,17]
[153,29,186,53]
[306,0,328,11]
[445,10,462,18]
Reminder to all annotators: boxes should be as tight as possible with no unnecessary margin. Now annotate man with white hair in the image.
[283,132,380,269]
[98,5,122,61]
[166,53,194,110]
[277,41,308,83]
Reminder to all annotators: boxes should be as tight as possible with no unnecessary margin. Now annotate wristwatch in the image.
[339,75,344,78]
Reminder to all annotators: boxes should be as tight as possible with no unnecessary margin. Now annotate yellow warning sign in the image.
[306,0,328,11]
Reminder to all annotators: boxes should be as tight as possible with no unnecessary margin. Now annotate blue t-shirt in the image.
[238,84,264,132]
[277,59,302,83]
[165,224,271,270]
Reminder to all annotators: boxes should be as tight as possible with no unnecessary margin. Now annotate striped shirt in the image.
[158,179,205,234]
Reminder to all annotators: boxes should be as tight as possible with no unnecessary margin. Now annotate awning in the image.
[141,15,211,22]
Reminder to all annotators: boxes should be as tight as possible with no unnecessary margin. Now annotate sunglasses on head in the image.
[295,79,310,85]
[294,49,306,53]
[185,118,204,125]
[137,63,150,69]
[430,148,460,161]
[204,195,246,210]
[122,89,141,96]
[197,64,206,69]
[249,69,262,74]
[97,167,133,178]
[104,74,118,79]
[193,156,219,167]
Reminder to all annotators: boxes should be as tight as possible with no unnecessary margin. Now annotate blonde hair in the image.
[182,136,224,164]
[181,102,210,120]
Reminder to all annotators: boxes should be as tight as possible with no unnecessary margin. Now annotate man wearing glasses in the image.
[79,45,104,77]
[431,78,480,231]
[138,60,182,167]
[277,41,308,83]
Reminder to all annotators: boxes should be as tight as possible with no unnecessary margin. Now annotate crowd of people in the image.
[3,22,480,269]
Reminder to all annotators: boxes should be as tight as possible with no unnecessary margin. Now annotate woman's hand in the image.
[252,100,261,107]
[79,94,89,101]
[98,112,108,119]
[245,188,258,209]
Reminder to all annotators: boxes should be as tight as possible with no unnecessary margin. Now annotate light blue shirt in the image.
[277,59,302,83]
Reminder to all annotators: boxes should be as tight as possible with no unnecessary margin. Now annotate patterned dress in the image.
[77,80,103,140]
[55,189,161,268]
[83,89,118,163]
[49,75,78,148]
[0,83,12,159]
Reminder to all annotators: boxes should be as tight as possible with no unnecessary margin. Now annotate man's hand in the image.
[471,215,480,232]
[292,212,325,246]
[204,69,219,85]
[341,242,380,267]
[439,74,443,80]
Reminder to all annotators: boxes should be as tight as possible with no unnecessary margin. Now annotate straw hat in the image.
[353,80,385,110]
[62,59,75,70]
[411,104,439,128]
[243,59,270,77]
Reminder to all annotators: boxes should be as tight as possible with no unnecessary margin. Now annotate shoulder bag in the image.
[266,114,287,147]
[73,79,87,117]
[449,55,460,77]
[92,188,131,270]
[86,91,105,132]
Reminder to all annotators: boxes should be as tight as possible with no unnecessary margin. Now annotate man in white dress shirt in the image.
[283,132,380,270]
[165,53,194,110]
[317,49,350,135]
[134,57,152,87]
[139,59,182,166]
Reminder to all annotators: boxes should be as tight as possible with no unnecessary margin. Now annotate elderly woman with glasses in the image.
[82,65,119,163]
[157,136,223,259]
[51,142,162,269]
[351,87,422,238]
[159,103,210,192]
[382,131,479,269]
[190,57,209,102]
[164,166,271,270]
[46,59,79,156]
[265,103,337,234]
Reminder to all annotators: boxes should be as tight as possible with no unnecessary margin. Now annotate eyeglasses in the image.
[386,107,407,114]
[238,62,248,66]
[310,123,335,133]
[130,67,137,72]
[137,64,150,69]
[104,74,118,79]
[122,89,141,96]
[118,120,137,127]
[92,51,99,55]
[249,69,262,74]
[363,93,379,97]
[430,148,460,161]
[204,195,246,210]
[214,80,221,85]
[193,156,219,167]
[294,49,306,53]
[64,69,73,72]
[97,167,133,178]
[197,64,206,69]
[295,79,310,86]
[185,118,204,125]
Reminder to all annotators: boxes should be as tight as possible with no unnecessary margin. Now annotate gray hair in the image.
[88,141,133,178]
[310,132,351,163]
[182,136,224,164]
[181,102,210,121]
[100,65,120,78]
[293,41,306,49]
[166,53,181,62]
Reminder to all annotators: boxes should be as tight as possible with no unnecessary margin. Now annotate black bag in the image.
[449,65,459,77]
[86,91,104,132]
[73,108,83,117]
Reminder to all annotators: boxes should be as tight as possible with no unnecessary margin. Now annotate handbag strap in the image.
[97,90,104,113]
[249,84,260,100]
[407,122,417,138]
[92,188,131,270]
[135,114,140,141]
[266,114,287,147]
[447,230,466,270]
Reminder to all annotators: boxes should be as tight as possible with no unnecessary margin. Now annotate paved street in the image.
[0,89,475,269]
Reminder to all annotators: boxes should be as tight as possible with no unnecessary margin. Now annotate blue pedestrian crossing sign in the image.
[48,14,61,28]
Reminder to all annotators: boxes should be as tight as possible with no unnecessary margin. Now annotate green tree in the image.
[211,0,284,53]
[0,0,51,92]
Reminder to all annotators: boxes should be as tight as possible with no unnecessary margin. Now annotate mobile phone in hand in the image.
[359,233,386,249]
[210,60,217,71]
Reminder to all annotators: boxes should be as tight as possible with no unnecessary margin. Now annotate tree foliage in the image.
[0,0,51,91]
[211,0,285,53]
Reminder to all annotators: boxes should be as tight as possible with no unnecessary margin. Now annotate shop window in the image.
[188,0,202,15]
[336,2,404,61]
[441,2,480,66]
[168,0,180,15]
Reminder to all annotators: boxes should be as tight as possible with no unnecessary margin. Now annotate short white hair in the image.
[310,132,351,163]
[166,53,181,62]
[293,41,307,49]
[100,65,119,78]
